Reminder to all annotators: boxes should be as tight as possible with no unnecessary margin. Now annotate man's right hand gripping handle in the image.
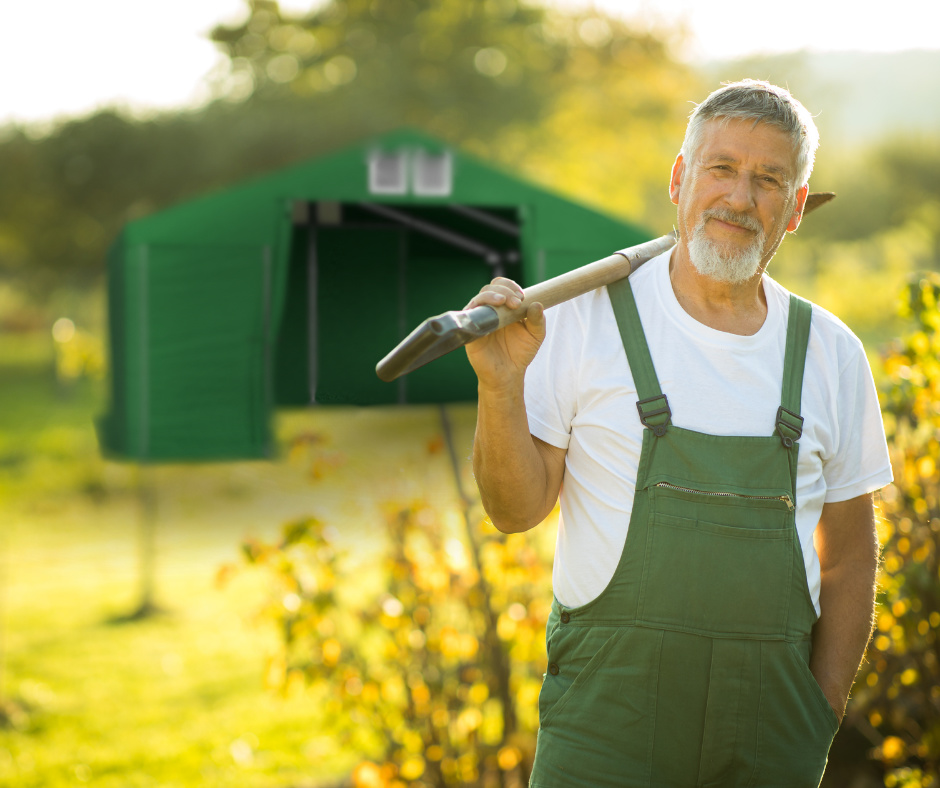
[464,277,546,390]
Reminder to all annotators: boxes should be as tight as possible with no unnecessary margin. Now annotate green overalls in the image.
[529,277,840,788]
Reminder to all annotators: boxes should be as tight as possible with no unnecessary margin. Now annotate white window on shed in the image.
[413,150,453,197]
[368,151,408,195]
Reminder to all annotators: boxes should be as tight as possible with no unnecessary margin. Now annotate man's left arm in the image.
[810,492,880,723]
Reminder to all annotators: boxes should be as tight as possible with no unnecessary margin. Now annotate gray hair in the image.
[681,79,820,188]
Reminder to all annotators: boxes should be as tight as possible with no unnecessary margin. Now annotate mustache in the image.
[697,208,763,235]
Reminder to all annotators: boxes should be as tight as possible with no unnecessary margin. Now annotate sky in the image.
[3,0,938,127]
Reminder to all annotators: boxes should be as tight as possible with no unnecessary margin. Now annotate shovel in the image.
[375,192,835,382]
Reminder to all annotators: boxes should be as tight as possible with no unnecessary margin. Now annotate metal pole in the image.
[123,464,159,620]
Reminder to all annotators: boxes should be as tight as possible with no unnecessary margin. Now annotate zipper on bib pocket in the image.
[654,481,795,511]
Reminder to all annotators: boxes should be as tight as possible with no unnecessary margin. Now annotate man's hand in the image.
[464,278,546,392]
[810,493,880,723]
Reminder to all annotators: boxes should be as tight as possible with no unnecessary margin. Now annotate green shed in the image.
[99,129,651,462]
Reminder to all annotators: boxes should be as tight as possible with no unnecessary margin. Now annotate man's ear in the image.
[669,154,685,206]
[787,184,809,232]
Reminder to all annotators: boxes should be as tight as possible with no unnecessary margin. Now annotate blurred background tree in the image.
[843,274,940,788]
[208,0,568,143]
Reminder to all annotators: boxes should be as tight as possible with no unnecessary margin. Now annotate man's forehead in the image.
[696,117,799,175]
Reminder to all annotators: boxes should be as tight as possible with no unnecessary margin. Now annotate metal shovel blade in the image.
[375,305,499,382]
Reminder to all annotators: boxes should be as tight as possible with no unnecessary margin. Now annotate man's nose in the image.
[723,173,757,212]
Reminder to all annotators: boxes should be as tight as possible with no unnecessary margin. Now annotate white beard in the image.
[687,210,766,285]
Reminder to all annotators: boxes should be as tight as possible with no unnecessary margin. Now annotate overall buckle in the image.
[776,406,804,448]
[637,395,671,437]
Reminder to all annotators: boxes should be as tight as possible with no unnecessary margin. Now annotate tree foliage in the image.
[226,427,557,786]
[844,275,940,787]
[769,137,940,347]
[797,137,940,249]
[209,0,565,141]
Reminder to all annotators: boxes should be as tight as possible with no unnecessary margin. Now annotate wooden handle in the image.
[493,232,677,328]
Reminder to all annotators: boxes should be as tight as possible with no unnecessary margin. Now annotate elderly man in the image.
[466,80,892,786]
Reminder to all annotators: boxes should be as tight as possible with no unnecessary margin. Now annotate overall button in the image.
[548,663,560,675]
[560,611,570,624]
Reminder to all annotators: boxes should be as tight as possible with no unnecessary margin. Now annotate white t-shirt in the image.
[524,249,893,614]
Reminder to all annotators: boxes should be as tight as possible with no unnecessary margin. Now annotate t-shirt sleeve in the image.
[823,341,893,502]
[523,301,583,450]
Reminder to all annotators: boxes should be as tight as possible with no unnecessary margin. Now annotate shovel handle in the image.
[490,232,677,328]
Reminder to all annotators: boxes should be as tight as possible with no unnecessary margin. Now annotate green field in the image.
[0,332,478,787]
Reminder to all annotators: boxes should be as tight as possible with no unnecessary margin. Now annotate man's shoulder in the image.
[764,276,865,351]
[551,247,666,309]
[555,251,666,328]
[630,247,670,290]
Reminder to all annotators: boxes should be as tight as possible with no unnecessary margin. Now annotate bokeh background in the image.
[2,1,940,786]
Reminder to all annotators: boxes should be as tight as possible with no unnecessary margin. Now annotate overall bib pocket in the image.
[637,499,794,637]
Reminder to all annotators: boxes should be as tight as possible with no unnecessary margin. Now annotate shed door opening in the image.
[274,201,523,407]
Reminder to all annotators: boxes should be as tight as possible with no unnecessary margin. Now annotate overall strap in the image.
[776,294,813,447]
[608,277,671,436]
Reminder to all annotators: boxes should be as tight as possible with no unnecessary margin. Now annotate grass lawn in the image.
[0,332,478,787]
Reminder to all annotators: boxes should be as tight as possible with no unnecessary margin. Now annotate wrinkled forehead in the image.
[696,117,801,177]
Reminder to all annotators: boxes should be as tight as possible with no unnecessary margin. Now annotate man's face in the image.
[670,118,808,284]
